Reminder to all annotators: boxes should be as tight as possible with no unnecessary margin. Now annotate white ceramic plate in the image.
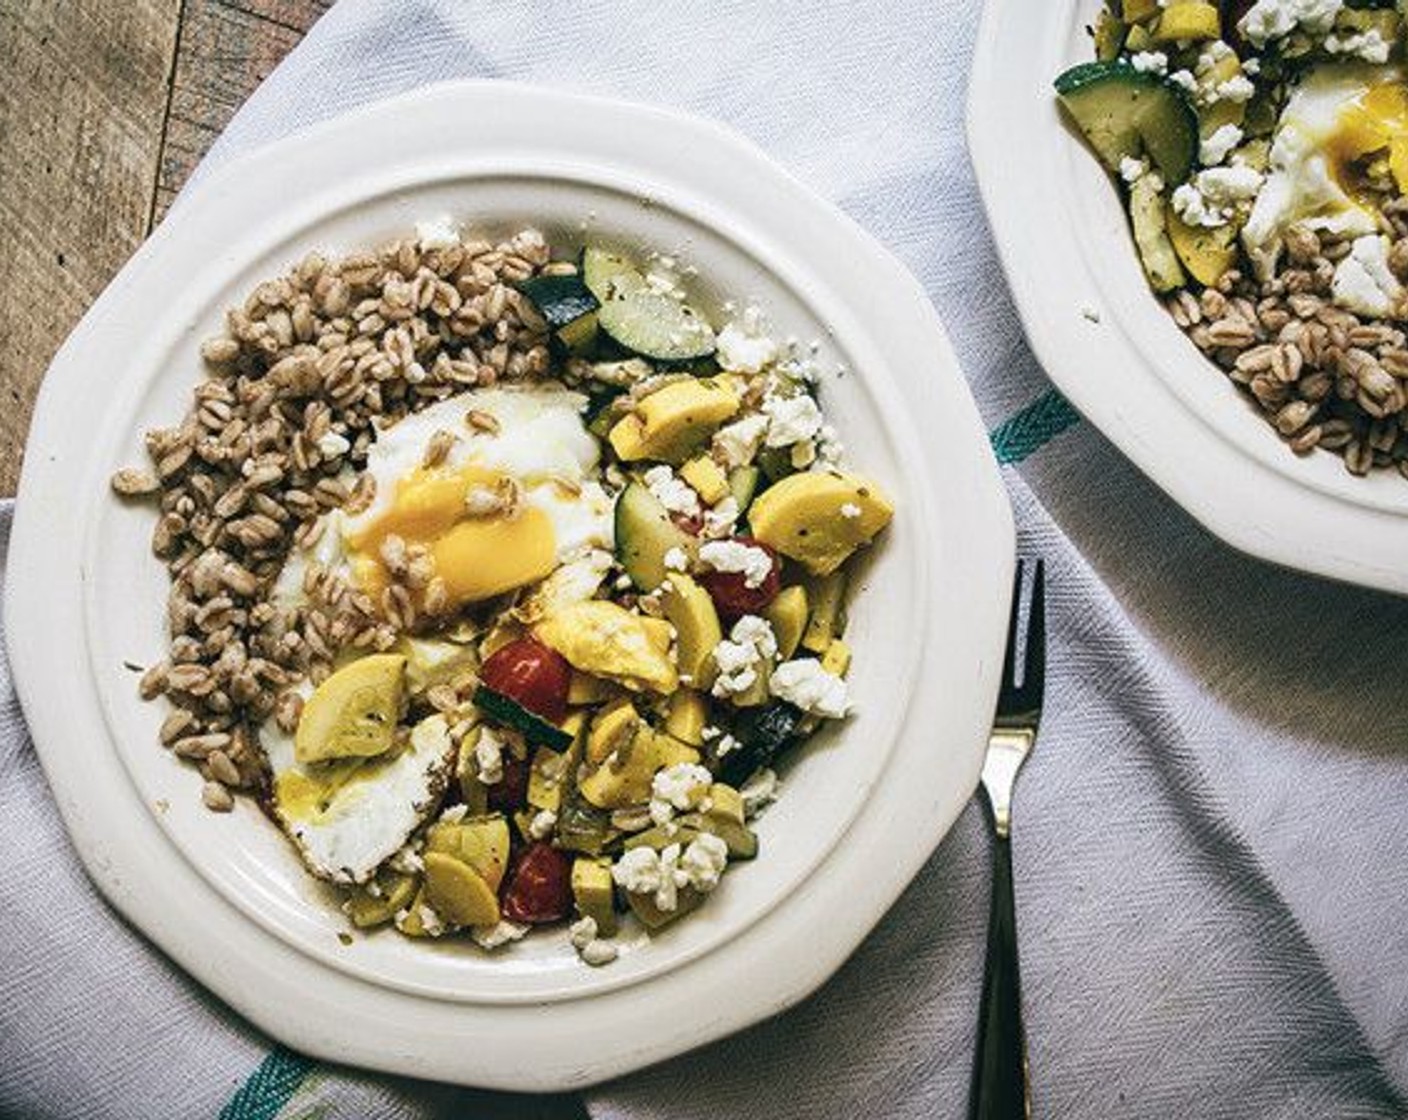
[7,82,1013,1090]
[969,1,1408,595]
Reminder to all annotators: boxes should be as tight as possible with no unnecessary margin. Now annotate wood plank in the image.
[0,0,182,495]
[153,0,331,219]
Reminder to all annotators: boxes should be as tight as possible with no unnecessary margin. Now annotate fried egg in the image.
[272,385,614,614]
[264,701,455,884]
[1244,64,1407,278]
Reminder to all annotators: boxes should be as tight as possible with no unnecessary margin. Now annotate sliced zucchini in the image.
[585,387,624,439]
[472,686,574,752]
[801,569,848,654]
[1055,61,1199,186]
[556,797,619,856]
[624,824,703,852]
[598,289,717,362]
[614,481,698,591]
[582,247,646,303]
[678,811,758,860]
[718,700,805,786]
[727,465,761,512]
[756,446,796,485]
[1168,211,1237,286]
[1093,9,1128,60]
[1128,173,1188,293]
[518,274,600,354]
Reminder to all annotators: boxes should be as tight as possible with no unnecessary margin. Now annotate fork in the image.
[969,559,1045,1120]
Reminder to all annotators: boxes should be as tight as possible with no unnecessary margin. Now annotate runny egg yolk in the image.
[349,464,556,610]
[1328,81,1408,201]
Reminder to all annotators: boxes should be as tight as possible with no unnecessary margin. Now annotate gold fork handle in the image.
[969,826,1030,1120]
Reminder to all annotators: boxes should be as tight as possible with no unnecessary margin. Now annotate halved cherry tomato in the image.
[486,755,529,812]
[501,841,573,923]
[479,637,571,724]
[699,537,781,621]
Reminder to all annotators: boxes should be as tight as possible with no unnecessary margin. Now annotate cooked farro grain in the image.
[1169,225,1408,478]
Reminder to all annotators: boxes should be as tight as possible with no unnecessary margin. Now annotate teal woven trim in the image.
[988,388,1081,465]
[220,1046,316,1120]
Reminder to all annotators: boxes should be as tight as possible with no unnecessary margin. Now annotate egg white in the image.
[1244,64,1399,279]
[263,699,455,885]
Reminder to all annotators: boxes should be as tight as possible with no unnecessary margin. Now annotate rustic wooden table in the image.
[0,0,331,496]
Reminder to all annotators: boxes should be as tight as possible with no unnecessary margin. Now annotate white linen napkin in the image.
[4,2,1408,1117]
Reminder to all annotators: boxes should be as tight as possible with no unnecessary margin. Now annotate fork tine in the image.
[998,560,1025,694]
[1023,559,1046,699]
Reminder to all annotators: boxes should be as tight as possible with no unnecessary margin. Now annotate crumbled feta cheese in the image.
[1129,51,1169,75]
[740,768,779,818]
[580,940,619,966]
[702,496,741,539]
[769,658,852,719]
[613,845,667,900]
[643,464,701,518]
[1119,156,1149,184]
[701,724,721,741]
[1332,234,1404,319]
[1238,0,1342,47]
[1324,27,1390,64]
[1213,75,1255,104]
[415,215,460,249]
[569,915,599,949]
[716,322,779,374]
[612,835,728,913]
[1167,69,1197,94]
[699,539,775,589]
[388,843,424,875]
[315,430,350,459]
[1171,165,1264,228]
[840,502,862,519]
[471,919,530,950]
[652,763,713,811]
[663,546,689,573]
[816,423,844,466]
[763,394,824,448]
[715,733,740,757]
[475,726,506,785]
[710,615,779,698]
[1242,57,1261,76]
[713,413,769,468]
[421,905,448,936]
[676,833,729,893]
[1196,40,1236,72]
[1199,124,1244,168]
[528,808,558,840]
[440,804,469,824]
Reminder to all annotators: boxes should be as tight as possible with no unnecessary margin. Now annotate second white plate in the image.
[969,0,1408,596]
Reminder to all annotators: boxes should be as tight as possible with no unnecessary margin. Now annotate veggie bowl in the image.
[969,2,1408,596]
[115,224,896,966]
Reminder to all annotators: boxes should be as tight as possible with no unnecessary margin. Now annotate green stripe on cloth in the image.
[989,388,1081,465]
[220,1046,316,1120]
[215,385,1078,1120]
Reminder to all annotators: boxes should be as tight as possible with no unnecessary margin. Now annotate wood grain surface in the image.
[0,0,330,496]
